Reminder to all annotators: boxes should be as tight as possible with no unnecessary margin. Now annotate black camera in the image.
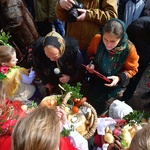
[67,0,83,22]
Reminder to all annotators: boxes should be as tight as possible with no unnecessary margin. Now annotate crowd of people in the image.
[0,0,150,149]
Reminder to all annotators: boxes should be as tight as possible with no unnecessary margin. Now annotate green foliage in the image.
[0,30,11,46]
[61,125,74,137]
[27,101,37,108]
[0,73,6,80]
[123,110,149,125]
[61,82,83,100]
[32,101,38,108]
[55,96,62,106]
[120,140,128,148]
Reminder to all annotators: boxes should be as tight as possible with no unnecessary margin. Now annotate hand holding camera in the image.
[76,9,86,21]
[59,0,85,22]
[67,0,84,22]
[59,0,75,10]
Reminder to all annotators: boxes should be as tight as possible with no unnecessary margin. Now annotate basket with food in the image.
[94,100,150,149]
[40,83,98,139]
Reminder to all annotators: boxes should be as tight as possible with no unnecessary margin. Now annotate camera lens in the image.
[67,2,83,22]
[67,8,79,22]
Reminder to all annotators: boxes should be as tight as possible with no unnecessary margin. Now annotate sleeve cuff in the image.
[116,72,129,87]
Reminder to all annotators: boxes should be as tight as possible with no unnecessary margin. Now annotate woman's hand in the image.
[105,76,120,87]
[59,74,70,83]
[86,64,95,73]
[56,106,67,125]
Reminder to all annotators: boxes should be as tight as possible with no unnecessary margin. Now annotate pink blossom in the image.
[0,66,9,74]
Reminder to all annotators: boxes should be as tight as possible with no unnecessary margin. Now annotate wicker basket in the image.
[82,102,98,139]
[40,94,98,139]
[60,92,98,139]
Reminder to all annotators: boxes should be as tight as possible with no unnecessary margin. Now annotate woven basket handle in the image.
[60,92,72,109]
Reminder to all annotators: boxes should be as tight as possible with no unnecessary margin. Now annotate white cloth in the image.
[63,122,89,150]
[109,100,133,119]
[102,143,109,150]
[97,117,116,135]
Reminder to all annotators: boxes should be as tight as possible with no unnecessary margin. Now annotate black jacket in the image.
[32,36,84,86]
[127,16,150,61]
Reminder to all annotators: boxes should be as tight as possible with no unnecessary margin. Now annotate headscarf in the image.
[43,31,65,56]
[94,18,130,76]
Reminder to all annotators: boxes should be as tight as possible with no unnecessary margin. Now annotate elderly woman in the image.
[32,31,84,94]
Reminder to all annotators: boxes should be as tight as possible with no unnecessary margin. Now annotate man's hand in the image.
[59,0,75,10]
[77,9,86,21]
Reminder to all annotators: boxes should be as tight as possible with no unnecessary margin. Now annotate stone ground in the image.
[117,66,150,114]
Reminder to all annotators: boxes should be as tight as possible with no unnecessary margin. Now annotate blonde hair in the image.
[3,67,28,97]
[130,124,150,150]
[0,45,29,97]
[12,106,60,150]
[0,81,5,105]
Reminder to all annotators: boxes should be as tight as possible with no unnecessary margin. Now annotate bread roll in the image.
[40,95,57,109]
[104,133,115,144]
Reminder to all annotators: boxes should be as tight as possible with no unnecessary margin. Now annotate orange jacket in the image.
[87,34,139,78]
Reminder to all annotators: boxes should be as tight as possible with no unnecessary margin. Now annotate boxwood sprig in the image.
[123,110,149,125]
[61,82,83,100]
[61,125,74,137]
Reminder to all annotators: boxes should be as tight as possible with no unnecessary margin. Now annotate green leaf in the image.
[120,140,128,147]
[0,31,11,46]
[0,73,6,80]
[61,125,74,137]
[61,82,83,100]
[55,96,62,106]
[123,110,148,125]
